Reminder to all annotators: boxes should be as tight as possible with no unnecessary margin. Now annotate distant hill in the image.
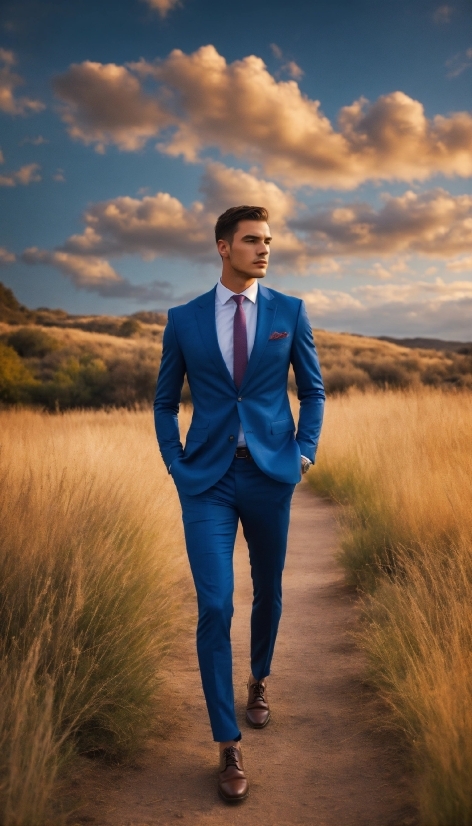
[1,281,471,408]
[378,336,472,354]
[2,280,469,350]
[0,281,167,409]
[0,281,167,333]
[0,282,36,324]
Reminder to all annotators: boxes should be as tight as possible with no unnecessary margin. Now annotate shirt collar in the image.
[216,278,259,306]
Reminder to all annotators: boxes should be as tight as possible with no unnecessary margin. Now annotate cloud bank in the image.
[38,174,472,270]
[52,46,472,189]
[20,157,472,329]
[22,247,174,301]
[302,279,472,338]
[292,188,472,259]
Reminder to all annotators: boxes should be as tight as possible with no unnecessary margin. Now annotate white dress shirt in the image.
[215,278,258,446]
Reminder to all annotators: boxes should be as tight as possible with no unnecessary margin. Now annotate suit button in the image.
[229,435,234,441]
[237,397,242,402]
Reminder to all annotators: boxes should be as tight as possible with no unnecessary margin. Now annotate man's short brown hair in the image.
[215,205,269,245]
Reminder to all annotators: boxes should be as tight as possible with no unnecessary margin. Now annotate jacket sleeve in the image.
[153,309,186,471]
[290,300,325,464]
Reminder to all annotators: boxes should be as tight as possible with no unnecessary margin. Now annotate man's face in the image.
[218,220,272,279]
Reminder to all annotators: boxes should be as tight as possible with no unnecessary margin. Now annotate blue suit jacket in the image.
[154,284,325,495]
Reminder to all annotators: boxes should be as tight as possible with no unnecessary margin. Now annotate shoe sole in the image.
[218,786,249,804]
[245,711,271,729]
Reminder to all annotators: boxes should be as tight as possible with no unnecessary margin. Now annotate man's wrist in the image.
[300,455,312,474]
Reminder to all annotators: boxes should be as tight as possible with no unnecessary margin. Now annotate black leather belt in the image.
[235,447,252,459]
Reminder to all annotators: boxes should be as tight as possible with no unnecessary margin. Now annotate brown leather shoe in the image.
[246,679,270,728]
[218,745,249,803]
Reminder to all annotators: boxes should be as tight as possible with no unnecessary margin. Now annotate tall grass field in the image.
[0,408,189,825]
[309,388,472,826]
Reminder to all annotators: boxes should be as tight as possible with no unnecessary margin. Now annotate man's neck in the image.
[220,273,257,294]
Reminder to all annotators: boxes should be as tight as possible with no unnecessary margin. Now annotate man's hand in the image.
[301,456,312,475]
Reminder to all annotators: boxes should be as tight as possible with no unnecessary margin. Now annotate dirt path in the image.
[71,483,416,826]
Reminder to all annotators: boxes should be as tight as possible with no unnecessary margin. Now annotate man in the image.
[154,205,325,803]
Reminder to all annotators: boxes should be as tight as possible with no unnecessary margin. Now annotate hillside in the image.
[0,281,167,332]
[1,282,471,408]
[313,329,472,394]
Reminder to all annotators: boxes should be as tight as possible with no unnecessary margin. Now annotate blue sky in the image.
[0,0,471,337]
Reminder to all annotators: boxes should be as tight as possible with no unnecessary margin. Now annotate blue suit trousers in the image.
[176,456,295,743]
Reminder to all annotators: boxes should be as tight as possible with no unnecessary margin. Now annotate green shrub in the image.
[118,318,141,338]
[31,355,109,410]
[7,328,60,358]
[0,343,36,403]
[322,365,369,395]
[356,358,412,388]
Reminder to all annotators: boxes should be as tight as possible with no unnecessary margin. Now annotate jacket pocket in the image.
[185,422,209,443]
[271,418,295,435]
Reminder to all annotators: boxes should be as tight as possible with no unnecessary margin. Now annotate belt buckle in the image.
[235,447,251,459]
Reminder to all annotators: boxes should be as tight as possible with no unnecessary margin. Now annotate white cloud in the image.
[65,191,211,258]
[22,248,122,286]
[21,247,173,301]
[311,259,343,275]
[268,43,303,79]
[0,162,41,186]
[53,60,172,152]
[283,61,304,80]
[446,47,472,78]
[199,162,304,263]
[156,48,472,187]
[292,188,472,258]
[0,246,15,265]
[20,162,313,292]
[0,48,45,116]
[433,5,454,24]
[302,278,472,338]
[20,135,49,145]
[53,46,472,188]
[303,288,363,315]
[354,278,472,304]
[365,263,393,280]
[446,256,472,272]
[19,159,472,295]
[140,0,180,17]
[47,162,304,265]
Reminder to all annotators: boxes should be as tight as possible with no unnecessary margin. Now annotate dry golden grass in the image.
[0,407,190,825]
[0,320,164,358]
[309,388,472,825]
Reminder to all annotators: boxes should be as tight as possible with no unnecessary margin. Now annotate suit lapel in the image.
[194,287,237,390]
[240,286,276,390]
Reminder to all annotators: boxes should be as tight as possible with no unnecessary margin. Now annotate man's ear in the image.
[217,239,230,258]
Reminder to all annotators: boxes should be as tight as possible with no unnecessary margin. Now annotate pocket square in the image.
[269,331,289,340]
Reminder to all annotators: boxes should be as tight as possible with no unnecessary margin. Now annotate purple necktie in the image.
[232,295,248,388]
